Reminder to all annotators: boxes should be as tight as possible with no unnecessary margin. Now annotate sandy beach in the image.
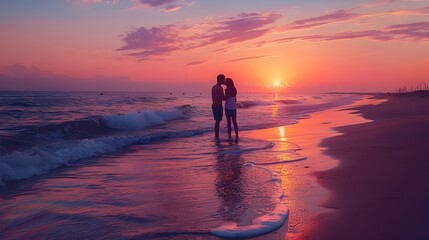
[245,92,429,239]
[243,95,379,239]
[301,92,429,239]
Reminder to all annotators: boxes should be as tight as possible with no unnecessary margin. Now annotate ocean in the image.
[0,91,362,239]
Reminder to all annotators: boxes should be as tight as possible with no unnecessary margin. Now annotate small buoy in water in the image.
[170,92,172,95]
[100,93,103,95]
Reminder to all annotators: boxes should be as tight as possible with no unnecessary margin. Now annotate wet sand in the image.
[244,96,380,239]
[304,92,429,239]
[0,135,282,240]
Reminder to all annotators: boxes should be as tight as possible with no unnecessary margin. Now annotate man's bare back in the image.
[212,84,224,106]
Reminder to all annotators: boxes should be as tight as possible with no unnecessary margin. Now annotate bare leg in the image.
[227,116,232,138]
[232,116,238,138]
[215,120,221,138]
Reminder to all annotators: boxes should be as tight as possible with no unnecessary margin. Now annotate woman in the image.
[224,78,239,139]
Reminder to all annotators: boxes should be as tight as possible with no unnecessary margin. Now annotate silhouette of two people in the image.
[211,74,239,139]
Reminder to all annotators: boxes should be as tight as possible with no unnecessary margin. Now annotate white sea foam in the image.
[103,108,184,130]
[0,129,209,186]
[0,135,148,186]
[211,204,288,238]
[216,142,275,155]
[236,100,275,109]
[250,157,307,166]
[249,154,307,165]
[276,99,302,104]
[211,162,288,238]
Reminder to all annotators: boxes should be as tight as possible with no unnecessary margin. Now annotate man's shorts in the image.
[225,108,237,118]
[212,105,223,121]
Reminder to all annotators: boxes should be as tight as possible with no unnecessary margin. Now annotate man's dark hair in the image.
[217,74,225,83]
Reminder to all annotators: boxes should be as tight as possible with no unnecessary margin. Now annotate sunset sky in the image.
[0,0,428,92]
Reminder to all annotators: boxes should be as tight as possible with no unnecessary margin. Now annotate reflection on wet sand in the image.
[211,138,290,239]
[214,140,245,222]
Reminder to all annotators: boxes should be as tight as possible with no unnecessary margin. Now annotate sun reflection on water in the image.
[278,126,287,141]
[271,104,279,118]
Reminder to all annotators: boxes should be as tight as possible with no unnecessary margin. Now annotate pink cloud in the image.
[224,56,266,63]
[281,10,361,31]
[184,60,207,66]
[212,47,231,53]
[134,0,178,7]
[118,12,281,60]
[359,0,396,8]
[70,0,185,11]
[280,6,429,32]
[206,12,281,44]
[385,22,429,39]
[117,24,183,59]
[132,0,185,11]
[161,4,181,12]
[267,21,429,44]
[68,0,119,4]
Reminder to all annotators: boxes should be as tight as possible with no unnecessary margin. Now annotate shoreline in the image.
[304,92,429,239]
[243,95,381,239]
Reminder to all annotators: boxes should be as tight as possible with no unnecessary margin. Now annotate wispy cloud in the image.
[212,47,231,53]
[359,0,396,8]
[161,4,181,12]
[184,60,207,66]
[134,0,177,7]
[70,0,185,12]
[282,10,361,31]
[118,12,282,60]
[384,6,429,15]
[268,21,429,44]
[224,55,268,63]
[385,21,429,39]
[132,0,181,11]
[280,5,428,32]
[117,24,184,59]
[68,0,119,6]
[204,12,282,44]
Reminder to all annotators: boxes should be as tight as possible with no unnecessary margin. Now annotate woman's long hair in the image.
[225,78,237,97]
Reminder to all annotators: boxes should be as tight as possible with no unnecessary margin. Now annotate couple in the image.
[211,74,239,139]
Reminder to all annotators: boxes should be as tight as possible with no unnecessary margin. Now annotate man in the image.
[211,74,226,138]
